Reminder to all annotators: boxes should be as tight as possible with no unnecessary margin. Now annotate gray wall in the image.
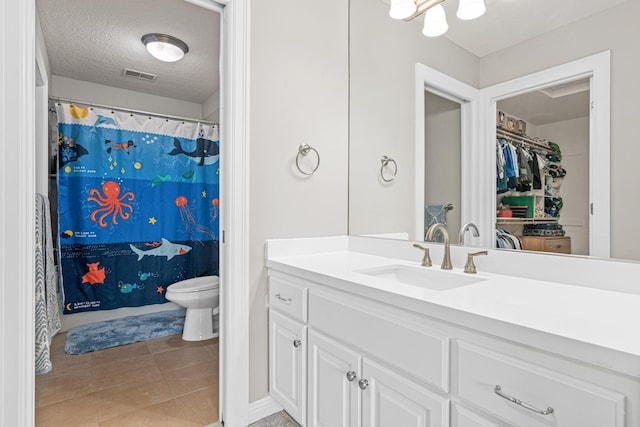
[348,0,478,237]
[424,92,461,238]
[249,0,349,401]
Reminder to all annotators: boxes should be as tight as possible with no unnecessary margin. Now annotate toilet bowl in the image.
[165,275,219,341]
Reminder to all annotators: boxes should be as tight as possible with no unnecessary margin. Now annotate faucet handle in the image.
[464,250,488,274]
[412,244,432,267]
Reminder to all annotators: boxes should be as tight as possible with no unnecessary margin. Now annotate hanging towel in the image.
[34,193,61,375]
[425,204,448,243]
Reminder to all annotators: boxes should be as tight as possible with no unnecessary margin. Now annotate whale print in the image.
[168,137,219,166]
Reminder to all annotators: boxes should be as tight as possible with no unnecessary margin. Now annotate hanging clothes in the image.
[529,152,542,190]
[496,228,523,250]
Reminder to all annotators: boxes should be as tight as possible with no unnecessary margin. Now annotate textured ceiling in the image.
[38,0,626,106]
[498,79,590,126]
[37,0,220,104]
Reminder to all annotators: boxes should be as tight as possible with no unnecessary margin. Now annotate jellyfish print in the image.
[210,198,219,221]
[175,196,216,242]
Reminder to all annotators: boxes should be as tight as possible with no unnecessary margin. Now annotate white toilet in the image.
[165,275,220,341]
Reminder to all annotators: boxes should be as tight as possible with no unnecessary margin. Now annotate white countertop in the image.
[266,236,640,376]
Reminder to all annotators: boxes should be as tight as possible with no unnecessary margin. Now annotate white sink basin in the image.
[355,264,485,291]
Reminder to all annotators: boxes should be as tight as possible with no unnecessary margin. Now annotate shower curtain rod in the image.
[48,96,218,126]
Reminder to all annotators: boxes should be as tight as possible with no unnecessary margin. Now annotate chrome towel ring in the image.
[380,155,397,182]
[296,144,320,175]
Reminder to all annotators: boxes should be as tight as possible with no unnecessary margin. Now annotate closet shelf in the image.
[496,128,554,153]
[497,218,559,225]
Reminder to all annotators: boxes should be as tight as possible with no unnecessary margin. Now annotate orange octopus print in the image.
[87,181,135,227]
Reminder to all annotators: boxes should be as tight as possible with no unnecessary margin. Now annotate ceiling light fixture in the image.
[390,0,486,37]
[141,33,189,63]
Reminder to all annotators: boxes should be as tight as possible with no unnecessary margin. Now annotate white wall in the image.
[424,92,461,239]
[348,0,478,236]
[537,117,590,255]
[479,0,640,260]
[202,89,220,123]
[249,0,349,401]
[50,76,204,119]
[1,1,36,423]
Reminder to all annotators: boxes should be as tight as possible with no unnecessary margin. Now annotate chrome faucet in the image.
[425,223,452,270]
[459,222,479,245]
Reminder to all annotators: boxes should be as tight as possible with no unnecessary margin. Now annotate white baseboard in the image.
[248,395,283,424]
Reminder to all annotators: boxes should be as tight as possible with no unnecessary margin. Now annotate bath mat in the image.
[64,309,186,354]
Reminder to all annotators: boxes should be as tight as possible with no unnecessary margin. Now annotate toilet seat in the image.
[167,276,219,293]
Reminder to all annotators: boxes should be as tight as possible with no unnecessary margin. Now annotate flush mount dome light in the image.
[141,33,189,62]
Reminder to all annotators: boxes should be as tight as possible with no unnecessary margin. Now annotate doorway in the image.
[414,63,480,243]
[2,0,250,425]
[481,51,611,257]
[495,81,590,255]
[36,1,221,424]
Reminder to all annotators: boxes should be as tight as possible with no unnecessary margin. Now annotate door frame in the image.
[479,51,611,257]
[414,63,480,242]
[1,0,251,425]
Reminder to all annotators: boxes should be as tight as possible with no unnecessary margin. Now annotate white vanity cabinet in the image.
[307,329,359,427]
[268,274,308,425]
[267,268,635,427]
[307,328,449,427]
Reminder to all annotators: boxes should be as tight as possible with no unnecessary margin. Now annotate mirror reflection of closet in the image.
[495,79,590,255]
[424,91,461,241]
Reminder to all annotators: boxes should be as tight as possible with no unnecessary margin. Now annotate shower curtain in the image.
[56,102,219,314]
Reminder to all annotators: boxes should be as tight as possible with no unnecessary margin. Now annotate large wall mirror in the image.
[348,0,639,262]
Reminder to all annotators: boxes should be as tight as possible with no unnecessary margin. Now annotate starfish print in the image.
[157,285,165,294]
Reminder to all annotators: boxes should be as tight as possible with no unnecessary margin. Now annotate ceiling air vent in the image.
[122,68,157,82]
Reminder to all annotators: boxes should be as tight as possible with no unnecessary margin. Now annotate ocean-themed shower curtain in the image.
[56,102,219,314]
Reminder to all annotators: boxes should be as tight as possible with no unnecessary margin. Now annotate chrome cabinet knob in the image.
[293,339,302,348]
[358,379,369,390]
[346,371,357,382]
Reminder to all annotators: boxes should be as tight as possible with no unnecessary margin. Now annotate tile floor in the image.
[35,332,219,426]
[249,411,300,427]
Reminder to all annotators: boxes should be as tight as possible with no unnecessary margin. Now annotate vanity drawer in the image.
[308,289,449,392]
[457,341,625,427]
[269,273,308,322]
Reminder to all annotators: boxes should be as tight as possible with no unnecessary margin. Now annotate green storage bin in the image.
[502,196,534,218]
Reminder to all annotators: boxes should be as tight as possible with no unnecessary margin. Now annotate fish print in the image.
[151,175,171,186]
[182,170,196,182]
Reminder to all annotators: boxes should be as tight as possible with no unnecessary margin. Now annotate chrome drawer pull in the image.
[293,339,302,348]
[494,385,554,416]
[346,371,357,382]
[358,379,369,390]
[275,293,292,303]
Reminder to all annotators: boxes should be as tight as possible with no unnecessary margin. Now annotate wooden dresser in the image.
[521,236,571,254]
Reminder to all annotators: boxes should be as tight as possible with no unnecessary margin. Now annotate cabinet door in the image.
[307,329,360,427]
[269,309,306,425]
[361,358,449,427]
